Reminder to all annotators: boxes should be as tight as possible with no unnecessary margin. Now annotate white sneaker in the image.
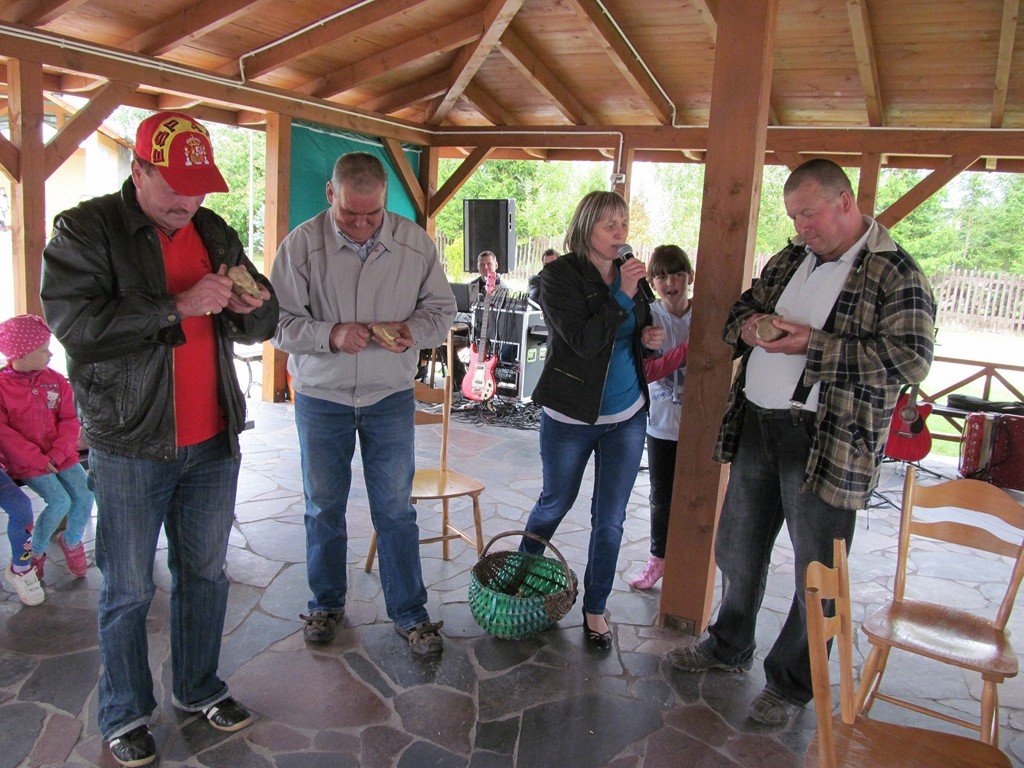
[4,566,45,606]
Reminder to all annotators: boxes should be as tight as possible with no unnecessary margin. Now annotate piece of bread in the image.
[370,324,398,345]
[755,315,787,341]
[227,265,262,298]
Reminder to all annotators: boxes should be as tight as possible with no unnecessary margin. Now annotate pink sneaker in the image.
[30,553,46,581]
[630,556,665,590]
[57,533,88,578]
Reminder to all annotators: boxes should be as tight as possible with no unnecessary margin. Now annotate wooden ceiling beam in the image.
[0,130,18,181]
[45,79,136,177]
[157,94,202,110]
[308,13,484,100]
[427,0,523,124]
[566,0,671,124]
[876,154,979,229]
[846,0,884,126]
[462,82,514,126]
[991,0,1021,127]
[498,26,594,124]
[360,73,450,114]
[427,145,491,216]
[381,137,426,219]
[0,63,64,92]
[129,0,263,57]
[230,0,433,80]
[0,26,432,145]
[2,0,88,26]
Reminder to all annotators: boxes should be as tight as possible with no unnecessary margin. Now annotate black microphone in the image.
[615,243,656,303]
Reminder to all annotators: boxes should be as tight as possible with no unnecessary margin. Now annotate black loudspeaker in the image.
[464,198,516,273]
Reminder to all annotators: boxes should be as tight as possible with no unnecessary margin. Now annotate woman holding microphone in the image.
[521,190,664,650]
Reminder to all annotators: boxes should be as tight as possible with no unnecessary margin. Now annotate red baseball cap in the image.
[134,112,229,196]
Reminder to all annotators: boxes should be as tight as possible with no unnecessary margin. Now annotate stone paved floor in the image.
[2,395,1024,767]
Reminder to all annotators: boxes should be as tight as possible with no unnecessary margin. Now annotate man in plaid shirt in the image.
[669,159,935,726]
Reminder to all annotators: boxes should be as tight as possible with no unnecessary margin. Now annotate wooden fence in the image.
[439,235,1024,334]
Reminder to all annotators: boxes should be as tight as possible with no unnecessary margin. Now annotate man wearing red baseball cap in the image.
[41,111,278,767]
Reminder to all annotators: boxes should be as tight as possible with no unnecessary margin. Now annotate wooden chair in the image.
[364,328,485,572]
[854,467,1024,745]
[804,539,1010,768]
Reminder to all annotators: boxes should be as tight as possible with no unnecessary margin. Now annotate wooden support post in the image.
[9,58,47,318]
[857,153,881,217]
[419,145,439,239]
[262,113,291,403]
[659,0,779,635]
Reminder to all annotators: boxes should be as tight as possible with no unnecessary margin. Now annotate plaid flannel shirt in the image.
[713,222,935,510]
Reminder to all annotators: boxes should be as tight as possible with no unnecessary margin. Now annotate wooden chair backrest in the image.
[895,467,1024,629]
[805,539,856,768]
[412,327,454,472]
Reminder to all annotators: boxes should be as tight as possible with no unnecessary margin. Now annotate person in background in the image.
[667,158,935,727]
[42,111,277,767]
[521,190,664,651]
[528,247,560,304]
[272,152,456,656]
[629,245,694,590]
[1,464,42,605]
[470,250,502,295]
[0,314,93,587]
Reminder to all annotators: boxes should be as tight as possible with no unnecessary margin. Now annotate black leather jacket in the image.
[531,252,652,423]
[41,178,278,461]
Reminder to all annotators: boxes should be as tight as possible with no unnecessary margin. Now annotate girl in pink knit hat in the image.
[0,314,94,602]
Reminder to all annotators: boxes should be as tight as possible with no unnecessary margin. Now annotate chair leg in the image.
[980,678,999,746]
[472,492,484,557]
[854,644,890,716]
[442,498,451,560]
[364,531,378,573]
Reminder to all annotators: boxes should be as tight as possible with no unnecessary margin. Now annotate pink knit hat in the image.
[0,314,51,360]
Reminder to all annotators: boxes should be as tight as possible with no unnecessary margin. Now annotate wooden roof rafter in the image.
[1,0,88,26]
[846,0,884,127]
[229,0,433,81]
[129,0,266,58]
[497,26,595,124]
[426,0,523,124]
[306,12,485,100]
[992,0,1022,127]
[360,73,449,115]
[462,81,513,125]
[566,0,672,124]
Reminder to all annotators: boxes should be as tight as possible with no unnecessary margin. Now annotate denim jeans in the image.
[702,403,856,705]
[1,468,33,566]
[90,433,239,740]
[646,434,677,559]
[521,408,647,614]
[295,390,429,629]
[24,463,94,553]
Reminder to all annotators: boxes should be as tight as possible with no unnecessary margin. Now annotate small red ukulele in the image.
[461,272,498,402]
[885,383,933,462]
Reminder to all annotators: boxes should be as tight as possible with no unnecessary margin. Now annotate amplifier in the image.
[472,293,547,401]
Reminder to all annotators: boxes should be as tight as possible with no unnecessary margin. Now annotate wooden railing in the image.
[918,356,1024,443]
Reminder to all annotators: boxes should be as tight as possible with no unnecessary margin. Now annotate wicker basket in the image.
[469,530,578,640]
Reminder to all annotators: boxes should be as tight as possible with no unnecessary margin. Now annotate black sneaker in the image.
[301,609,341,644]
[108,725,156,767]
[203,697,253,732]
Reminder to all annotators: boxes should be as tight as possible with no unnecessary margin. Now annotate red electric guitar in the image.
[885,383,933,462]
[461,273,498,402]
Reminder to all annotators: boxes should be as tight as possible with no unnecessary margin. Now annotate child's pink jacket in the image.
[0,365,82,480]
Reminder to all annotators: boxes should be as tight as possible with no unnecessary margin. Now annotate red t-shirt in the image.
[159,223,225,447]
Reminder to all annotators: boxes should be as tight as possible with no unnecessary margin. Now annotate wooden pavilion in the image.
[2,0,1023,638]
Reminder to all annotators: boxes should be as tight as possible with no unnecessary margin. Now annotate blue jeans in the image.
[702,403,856,705]
[295,390,429,629]
[90,434,239,740]
[521,409,647,614]
[1,468,33,566]
[24,463,94,553]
